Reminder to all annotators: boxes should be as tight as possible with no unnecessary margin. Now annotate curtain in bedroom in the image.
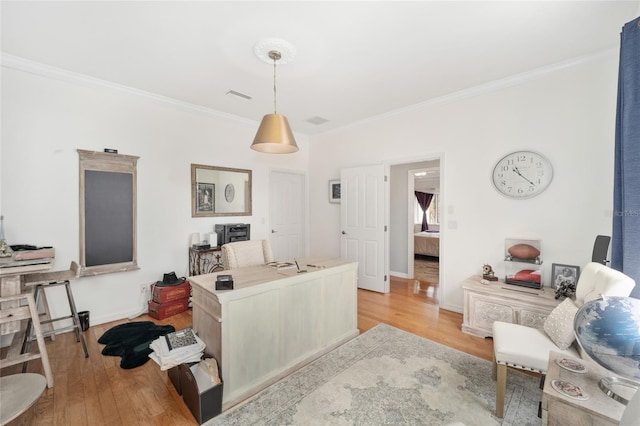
[611,17,640,299]
[414,191,434,232]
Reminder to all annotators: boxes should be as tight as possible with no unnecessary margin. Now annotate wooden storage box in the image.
[151,281,191,304]
[148,297,189,320]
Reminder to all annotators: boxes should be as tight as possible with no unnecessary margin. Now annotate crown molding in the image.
[1,48,618,138]
[324,48,619,136]
[0,52,257,127]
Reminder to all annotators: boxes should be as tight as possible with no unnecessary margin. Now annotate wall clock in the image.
[224,184,235,202]
[491,150,553,199]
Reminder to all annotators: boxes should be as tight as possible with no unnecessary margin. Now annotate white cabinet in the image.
[462,276,560,338]
[190,258,358,411]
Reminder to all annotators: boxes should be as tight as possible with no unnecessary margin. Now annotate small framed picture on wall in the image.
[329,180,341,203]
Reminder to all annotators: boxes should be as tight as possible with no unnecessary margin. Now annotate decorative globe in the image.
[574,296,640,381]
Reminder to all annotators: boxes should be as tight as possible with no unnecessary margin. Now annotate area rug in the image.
[206,324,540,426]
[98,321,175,369]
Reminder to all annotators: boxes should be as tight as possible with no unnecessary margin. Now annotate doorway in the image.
[388,157,441,304]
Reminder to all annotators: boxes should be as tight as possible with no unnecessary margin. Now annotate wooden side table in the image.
[542,351,625,426]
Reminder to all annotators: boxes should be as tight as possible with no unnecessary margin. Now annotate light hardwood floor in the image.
[2,276,493,425]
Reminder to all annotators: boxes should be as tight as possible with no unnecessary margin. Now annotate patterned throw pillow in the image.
[543,298,579,350]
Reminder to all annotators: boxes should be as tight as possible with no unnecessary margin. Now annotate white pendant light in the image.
[251,49,298,154]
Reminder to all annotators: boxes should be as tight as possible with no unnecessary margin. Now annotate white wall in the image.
[1,52,620,321]
[1,65,309,325]
[309,54,619,313]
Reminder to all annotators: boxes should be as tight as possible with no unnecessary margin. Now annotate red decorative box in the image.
[151,281,191,304]
[148,298,189,320]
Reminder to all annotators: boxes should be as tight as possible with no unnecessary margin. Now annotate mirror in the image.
[191,164,252,217]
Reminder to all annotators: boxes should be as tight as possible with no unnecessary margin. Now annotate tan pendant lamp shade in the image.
[252,113,298,153]
[251,49,299,153]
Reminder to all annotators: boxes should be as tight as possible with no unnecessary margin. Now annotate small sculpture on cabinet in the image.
[482,264,498,281]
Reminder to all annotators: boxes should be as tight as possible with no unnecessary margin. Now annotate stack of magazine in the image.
[149,327,206,370]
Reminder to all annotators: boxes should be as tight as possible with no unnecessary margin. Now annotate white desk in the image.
[189,257,358,411]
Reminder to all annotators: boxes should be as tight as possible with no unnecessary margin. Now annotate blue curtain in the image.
[611,17,640,299]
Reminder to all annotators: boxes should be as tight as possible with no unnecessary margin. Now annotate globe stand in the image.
[598,376,639,405]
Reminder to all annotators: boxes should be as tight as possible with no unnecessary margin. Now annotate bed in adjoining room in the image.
[414,230,440,258]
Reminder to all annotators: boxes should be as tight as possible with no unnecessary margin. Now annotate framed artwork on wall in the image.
[329,180,341,203]
[196,183,214,213]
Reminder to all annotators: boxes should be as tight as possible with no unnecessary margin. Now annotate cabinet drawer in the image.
[472,299,514,331]
[518,309,549,329]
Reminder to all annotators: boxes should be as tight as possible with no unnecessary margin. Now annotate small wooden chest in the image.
[151,281,191,304]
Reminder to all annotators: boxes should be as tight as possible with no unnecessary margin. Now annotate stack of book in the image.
[149,328,206,370]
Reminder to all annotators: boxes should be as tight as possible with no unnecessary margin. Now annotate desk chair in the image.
[492,262,635,418]
[221,240,274,270]
[21,261,88,367]
[0,293,54,388]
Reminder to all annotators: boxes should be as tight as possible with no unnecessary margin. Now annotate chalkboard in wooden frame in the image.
[78,150,140,276]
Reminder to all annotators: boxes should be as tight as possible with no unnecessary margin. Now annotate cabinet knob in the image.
[342,231,347,235]
[271,229,277,233]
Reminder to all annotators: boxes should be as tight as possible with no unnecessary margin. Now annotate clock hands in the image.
[512,167,536,186]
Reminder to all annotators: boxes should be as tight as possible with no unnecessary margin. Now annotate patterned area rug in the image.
[207,324,540,426]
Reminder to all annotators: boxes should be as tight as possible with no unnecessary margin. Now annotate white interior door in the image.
[269,170,305,261]
[340,164,388,293]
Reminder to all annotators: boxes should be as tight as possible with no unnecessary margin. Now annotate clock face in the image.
[224,184,235,202]
[491,151,553,199]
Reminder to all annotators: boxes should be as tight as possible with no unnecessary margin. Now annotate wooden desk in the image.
[542,351,625,426]
[189,257,358,411]
[0,257,53,334]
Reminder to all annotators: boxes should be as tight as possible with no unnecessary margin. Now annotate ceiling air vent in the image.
[306,116,329,125]
[226,90,252,100]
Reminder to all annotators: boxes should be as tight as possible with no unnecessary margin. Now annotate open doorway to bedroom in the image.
[388,157,441,305]
[409,164,441,302]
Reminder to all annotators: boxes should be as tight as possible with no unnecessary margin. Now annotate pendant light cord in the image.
[273,57,277,114]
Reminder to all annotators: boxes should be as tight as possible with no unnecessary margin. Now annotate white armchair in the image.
[492,262,635,418]
[221,240,274,270]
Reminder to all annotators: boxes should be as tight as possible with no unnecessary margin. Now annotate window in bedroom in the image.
[414,194,440,225]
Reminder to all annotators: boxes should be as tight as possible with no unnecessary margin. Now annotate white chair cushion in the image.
[574,262,635,307]
[222,240,274,270]
[493,321,579,372]
[543,298,579,350]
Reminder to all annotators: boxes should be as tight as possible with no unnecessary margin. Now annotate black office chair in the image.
[592,235,611,265]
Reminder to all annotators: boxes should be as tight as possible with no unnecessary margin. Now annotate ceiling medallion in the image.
[253,38,297,64]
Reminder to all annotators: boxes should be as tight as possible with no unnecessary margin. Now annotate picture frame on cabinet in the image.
[551,263,580,290]
[329,180,341,203]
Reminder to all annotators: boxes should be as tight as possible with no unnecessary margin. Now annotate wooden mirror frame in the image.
[191,164,252,217]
